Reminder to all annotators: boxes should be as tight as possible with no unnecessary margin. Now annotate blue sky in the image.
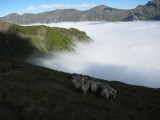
[0,0,151,17]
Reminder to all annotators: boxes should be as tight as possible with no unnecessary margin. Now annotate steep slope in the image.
[0,22,90,59]
[0,57,160,120]
[0,0,160,24]
[123,0,160,21]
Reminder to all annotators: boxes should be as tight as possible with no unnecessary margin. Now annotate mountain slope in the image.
[0,57,160,120]
[0,0,160,24]
[0,22,90,59]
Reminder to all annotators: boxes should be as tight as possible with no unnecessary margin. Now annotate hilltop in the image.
[0,0,160,24]
[0,57,160,120]
[0,22,90,60]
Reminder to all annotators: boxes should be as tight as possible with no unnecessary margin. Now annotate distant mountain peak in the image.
[95,5,108,7]
[90,5,110,9]
[0,0,160,24]
[154,0,160,4]
[8,13,20,16]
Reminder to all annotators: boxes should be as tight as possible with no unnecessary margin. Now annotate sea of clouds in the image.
[28,21,160,88]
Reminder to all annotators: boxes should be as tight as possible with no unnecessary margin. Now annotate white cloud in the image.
[26,3,96,10]
[27,21,160,88]
[27,6,38,10]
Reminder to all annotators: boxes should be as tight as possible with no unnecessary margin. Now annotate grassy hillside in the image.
[0,22,90,60]
[0,57,160,120]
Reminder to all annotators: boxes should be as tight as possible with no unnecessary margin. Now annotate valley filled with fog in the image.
[28,21,160,88]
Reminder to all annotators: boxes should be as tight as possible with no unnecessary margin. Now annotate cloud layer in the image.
[27,3,96,10]
[28,21,160,88]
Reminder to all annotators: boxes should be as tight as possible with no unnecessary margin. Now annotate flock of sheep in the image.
[69,73,117,100]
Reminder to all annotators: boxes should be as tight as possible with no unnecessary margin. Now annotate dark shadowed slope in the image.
[0,57,160,120]
[0,0,160,24]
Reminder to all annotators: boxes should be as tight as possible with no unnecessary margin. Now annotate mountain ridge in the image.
[0,0,160,24]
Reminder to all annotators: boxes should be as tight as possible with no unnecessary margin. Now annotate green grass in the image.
[0,23,90,59]
[11,24,90,51]
[0,57,160,120]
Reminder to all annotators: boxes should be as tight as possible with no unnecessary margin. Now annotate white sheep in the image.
[108,87,116,94]
[90,82,98,92]
[72,80,81,90]
[100,88,109,100]
[72,79,77,84]
[98,83,110,91]
[108,90,116,99]
[71,74,117,100]
[80,84,88,96]
[96,82,102,90]
[85,76,88,80]
[79,77,85,84]
[85,81,90,89]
